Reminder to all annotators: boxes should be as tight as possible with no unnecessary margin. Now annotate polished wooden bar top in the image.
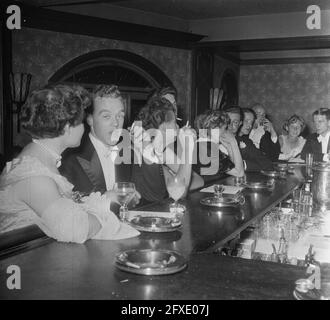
[0,171,304,299]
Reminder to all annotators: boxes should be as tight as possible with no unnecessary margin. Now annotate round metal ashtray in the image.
[115,249,187,275]
[260,170,280,177]
[200,194,245,207]
[242,181,274,190]
[128,216,181,233]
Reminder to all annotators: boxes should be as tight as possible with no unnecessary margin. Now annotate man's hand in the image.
[263,119,277,138]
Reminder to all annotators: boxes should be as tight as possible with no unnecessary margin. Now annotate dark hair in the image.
[137,96,175,130]
[21,84,90,139]
[241,107,256,120]
[85,84,123,115]
[283,114,306,134]
[312,108,330,120]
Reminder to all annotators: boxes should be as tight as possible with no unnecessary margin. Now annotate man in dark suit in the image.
[60,85,140,206]
[225,106,274,172]
[301,108,330,162]
[249,103,281,161]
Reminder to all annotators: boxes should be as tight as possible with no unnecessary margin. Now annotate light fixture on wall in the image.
[9,72,32,132]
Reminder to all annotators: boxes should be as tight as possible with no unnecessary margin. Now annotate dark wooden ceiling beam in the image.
[1,1,205,49]
[195,36,330,52]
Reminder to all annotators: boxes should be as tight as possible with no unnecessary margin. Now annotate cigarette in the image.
[176,117,182,121]
[185,121,189,127]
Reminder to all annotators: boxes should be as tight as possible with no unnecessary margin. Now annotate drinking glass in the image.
[113,182,136,221]
[214,184,225,199]
[306,153,314,167]
[166,176,186,219]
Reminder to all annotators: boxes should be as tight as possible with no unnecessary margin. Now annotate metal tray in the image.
[242,181,274,190]
[115,249,187,275]
[127,215,181,233]
[260,170,280,177]
[200,194,244,207]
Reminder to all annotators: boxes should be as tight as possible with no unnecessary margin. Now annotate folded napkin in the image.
[199,185,243,194]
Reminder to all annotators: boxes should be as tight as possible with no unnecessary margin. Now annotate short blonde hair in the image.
[283,114,306,134]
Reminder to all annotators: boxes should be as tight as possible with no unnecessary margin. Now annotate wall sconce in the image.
[9,72,32,132]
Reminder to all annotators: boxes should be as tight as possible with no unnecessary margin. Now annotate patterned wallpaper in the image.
[239,63,330,135]
[12,27,192,119]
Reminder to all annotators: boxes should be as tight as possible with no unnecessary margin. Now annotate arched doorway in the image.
[48,49,174,125]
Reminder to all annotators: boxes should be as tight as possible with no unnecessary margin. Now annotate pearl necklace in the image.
[32,139,62,168]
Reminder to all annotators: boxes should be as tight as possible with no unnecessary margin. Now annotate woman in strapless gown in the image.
[278,115,306,161]
[0,84,139,243]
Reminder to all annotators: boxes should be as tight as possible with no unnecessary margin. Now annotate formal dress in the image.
[236,135,274,172]
[60,134,133,194]
[249,126,281,161]
[0,156,139,242]
[301,132,330,162]
[278,135,306,160]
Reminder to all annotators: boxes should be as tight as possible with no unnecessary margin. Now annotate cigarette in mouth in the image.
[185,121,189,127]
[176,117,182,121]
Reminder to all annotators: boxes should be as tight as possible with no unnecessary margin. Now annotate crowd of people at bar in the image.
[0,83,330,243]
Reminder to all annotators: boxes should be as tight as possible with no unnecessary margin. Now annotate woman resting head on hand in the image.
[0,84,139,242]
[131,96,202,203]
[194,110,245,178]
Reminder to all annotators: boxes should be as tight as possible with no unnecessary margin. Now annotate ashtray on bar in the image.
[127,215,181,232]
[115,249,187,275]
[242,180,275,190]
[200,194,245,207]
[260,170,280,178]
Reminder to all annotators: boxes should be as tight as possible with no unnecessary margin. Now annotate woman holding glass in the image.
[131,96,203,203]
[278,115,306,161]
[0,84,139,242]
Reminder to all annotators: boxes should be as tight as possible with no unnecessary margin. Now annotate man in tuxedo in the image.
[60,85,140,205]
[225,106,274,172]
[249,103,280,161]
[301,108,330,162]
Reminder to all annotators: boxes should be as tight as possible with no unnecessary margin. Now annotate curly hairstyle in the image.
[283,114,306,134]
[137,96,176,130]
[147,86,177,101]
[21,84,91,139]
[194,110,211,131]
[198,110,229,131]
[85,84,123,115]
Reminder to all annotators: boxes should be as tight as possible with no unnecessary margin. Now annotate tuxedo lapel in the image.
[77,137,106,193]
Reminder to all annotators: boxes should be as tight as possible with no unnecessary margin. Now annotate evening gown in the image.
[0,156,139,242]
[279,135,306,160]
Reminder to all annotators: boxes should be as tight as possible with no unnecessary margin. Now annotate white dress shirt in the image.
[317,131,330,161]
[89,133,118,191]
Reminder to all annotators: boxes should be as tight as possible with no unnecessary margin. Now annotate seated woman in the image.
[131,96,203,203]
[193,110,245,179]
[0,84,139,243]
[278,115,306,161]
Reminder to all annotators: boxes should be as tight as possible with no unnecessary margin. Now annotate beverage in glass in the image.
[114,182,136,221]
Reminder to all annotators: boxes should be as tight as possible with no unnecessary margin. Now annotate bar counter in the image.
[0,169,320,300]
